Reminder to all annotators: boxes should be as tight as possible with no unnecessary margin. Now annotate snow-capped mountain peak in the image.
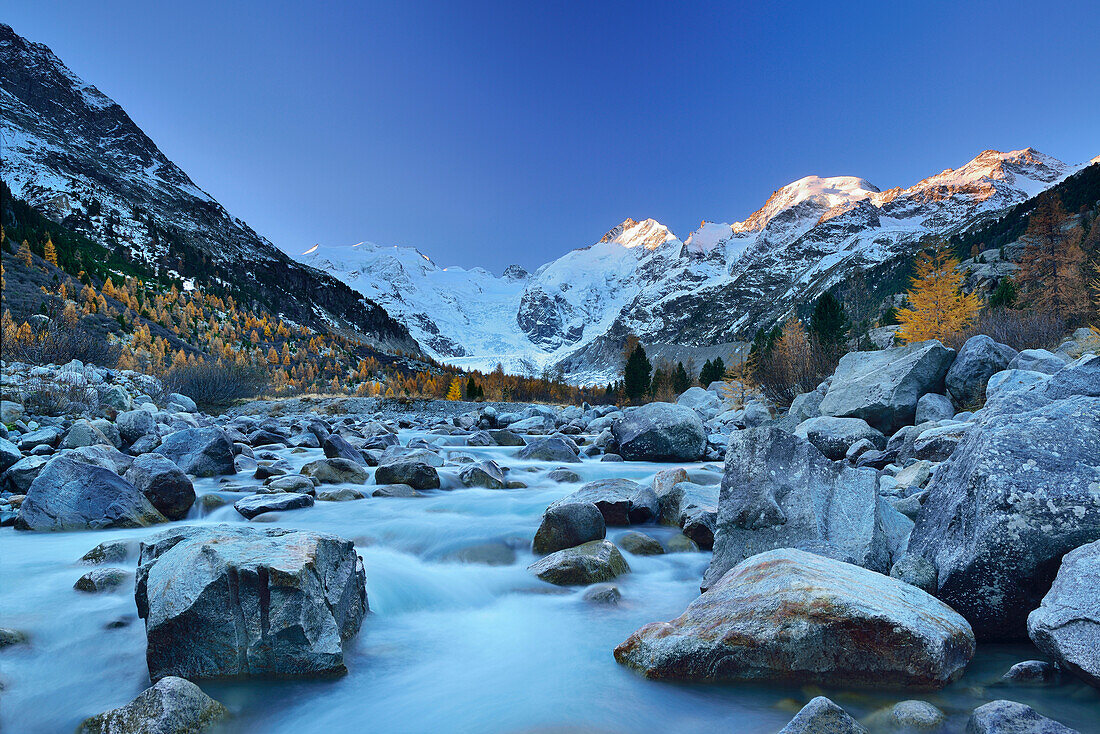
[302,146,1095,383]
[598,218,678,250]
[732,175,880,234]
[683,221,733,255]
[898,147,1072,203]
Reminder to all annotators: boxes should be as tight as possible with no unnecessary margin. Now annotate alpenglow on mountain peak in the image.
[304,146,1095,384]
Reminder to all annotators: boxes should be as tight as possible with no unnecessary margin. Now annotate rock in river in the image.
[548,478,648,526]
[527,539,629,586]
[17,456,167,531]
[778,697,867,734]
[77,676,228,734]
[966,700,1079,734]
[301,458,370,485]
[518,436,580,463]
[532,502,606,554]
[136,524,367,680]
[611,402,706,462]
[615,548,974,690]
[374,459,440,490]
[235,492,315,519]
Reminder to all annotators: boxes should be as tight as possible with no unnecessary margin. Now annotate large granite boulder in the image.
[527,539,629,586]
[136,524,367,680]
[16,456,166,531]
[901,396,1100,640]
[1027,540,1100,688]
[532,502,606,554]
[615,548,974,690]
[124,453,195,521]
[517,436,580,463]
[966,701,1079,734]
[154,428,236,477]
[611,402,706,462]
[818,340,956,433]
[703,426,889,590]
[77,676,227,734]
[793,416,886,460]
[946,335,1017,407]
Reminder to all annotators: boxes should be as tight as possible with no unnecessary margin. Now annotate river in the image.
[2,428,1097,733]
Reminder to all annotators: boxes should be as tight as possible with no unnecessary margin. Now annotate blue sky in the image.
[8,1,1099,272]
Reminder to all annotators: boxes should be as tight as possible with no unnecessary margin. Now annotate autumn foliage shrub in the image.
[750,319,836,409]
[958,308,1066,351]
[1,316,120,367]
[162,363,270,410]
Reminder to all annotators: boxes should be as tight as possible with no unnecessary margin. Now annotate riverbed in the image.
[2,427,1098,733]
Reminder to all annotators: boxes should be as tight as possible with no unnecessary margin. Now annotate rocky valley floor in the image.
[1,336,1099,733]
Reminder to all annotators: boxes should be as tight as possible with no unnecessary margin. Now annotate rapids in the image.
[2,428,1097,733]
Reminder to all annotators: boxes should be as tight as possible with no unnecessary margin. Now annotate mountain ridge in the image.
[305,147,1096,383]
[0,22,418,354]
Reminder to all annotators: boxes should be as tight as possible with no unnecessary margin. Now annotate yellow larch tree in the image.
[18,240,33,267]
[43,236,58,266]
[896,243,981,344]
[445,377,462,401]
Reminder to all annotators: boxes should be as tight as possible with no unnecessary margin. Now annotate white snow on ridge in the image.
[299,147,1096,383]
[732,175,879,233]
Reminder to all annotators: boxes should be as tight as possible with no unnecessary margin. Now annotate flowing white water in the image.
[2,429,1098,733]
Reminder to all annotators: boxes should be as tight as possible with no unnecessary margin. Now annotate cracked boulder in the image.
[136,524,367,680]
[703,426,889,590]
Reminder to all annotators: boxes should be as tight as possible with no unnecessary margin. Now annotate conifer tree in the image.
[809,291,848,353]
[446,377,462,401]
[896,242,981,343]
[673,361,691,394]
[699,358,713,385]
[1016,194,1089,319]
[43,236,58,267]
[988,278,1017,309]
[18,240,33,267]
[623,344,651,402]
